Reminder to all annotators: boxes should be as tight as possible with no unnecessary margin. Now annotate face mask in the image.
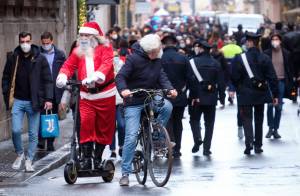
[271,40,280,49]
[124,33,129,37]
[112,34,118,40]
[20,43,31,53]
[79,38,90,50]
[179,43,186,48]
[157,49,163,59]
[242,44,248,52]
[42,44,53,51]
[113,56,120,66]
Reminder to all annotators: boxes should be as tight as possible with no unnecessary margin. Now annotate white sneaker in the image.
[25,159,35,172]
[12,153,24,170]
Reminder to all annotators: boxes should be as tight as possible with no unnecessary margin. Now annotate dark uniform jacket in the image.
[40,45,66,104]
[115,43,173,106]
[231,47,278,105]
[161,46,189,107]
[2,45,53,111]
[264,48,294,100]
[188,52,226,106]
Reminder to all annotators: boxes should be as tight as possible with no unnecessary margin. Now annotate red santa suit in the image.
[58,22,116,145]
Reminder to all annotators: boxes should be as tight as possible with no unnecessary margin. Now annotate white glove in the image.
[82,76,97,87]
[56,73,68,88]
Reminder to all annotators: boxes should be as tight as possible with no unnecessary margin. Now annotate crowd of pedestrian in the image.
[2,15,300,187]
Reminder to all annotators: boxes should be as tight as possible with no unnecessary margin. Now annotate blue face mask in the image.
[42,44,53,51]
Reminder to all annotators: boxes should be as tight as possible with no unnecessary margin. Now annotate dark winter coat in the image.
[161,46,189,107]
[188,52,226,106]
[2,45,53,111]
[40,45,66,104]
[231,47,278,105]
[115,43,174,106]
[264,47,294,100]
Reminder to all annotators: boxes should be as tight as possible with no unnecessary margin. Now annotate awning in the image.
[86,0,120,5]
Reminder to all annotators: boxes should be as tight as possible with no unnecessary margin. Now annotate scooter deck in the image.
[77,169,113,178]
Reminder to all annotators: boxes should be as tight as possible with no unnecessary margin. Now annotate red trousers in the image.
[79,96,116,144]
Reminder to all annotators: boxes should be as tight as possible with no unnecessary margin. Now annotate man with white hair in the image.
[116,33,177,186]
[56,22,116,171]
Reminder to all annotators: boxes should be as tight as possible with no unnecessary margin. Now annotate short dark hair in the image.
[41,32,53,40]
[19,32,32,41]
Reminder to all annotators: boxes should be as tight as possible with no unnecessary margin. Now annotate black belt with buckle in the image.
[87,78,115,94]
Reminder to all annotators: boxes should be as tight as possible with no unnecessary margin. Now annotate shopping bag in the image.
[40,110,60,138]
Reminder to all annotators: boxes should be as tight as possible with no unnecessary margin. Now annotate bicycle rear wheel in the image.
[148,123,173,187]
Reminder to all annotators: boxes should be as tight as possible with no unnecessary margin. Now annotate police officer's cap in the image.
[161,34,177,44]
[245,32,261,40]
[193,39,211,49]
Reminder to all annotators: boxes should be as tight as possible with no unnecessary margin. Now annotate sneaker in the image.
[25,159,35,172]
[238,127,244,139]
[12,153,24,170]
[119,174,129,186]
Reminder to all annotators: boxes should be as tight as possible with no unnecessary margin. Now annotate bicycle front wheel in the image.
[148,123,173,187]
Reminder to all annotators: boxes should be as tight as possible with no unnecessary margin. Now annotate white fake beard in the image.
[76,37,98,57]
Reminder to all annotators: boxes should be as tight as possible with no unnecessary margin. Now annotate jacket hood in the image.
[14,44,40,58]
[131,42,149,59]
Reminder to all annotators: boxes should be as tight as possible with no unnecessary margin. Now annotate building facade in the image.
[0,0,77,141]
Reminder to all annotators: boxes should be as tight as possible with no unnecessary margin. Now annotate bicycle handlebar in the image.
[130,88,170,95]
[66,80,82,86]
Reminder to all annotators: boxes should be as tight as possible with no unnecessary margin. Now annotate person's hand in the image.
[82,76,96,87]
[44,101,53,110]
[191,98,200,106]
[59,103,67,112]
[229,91,235,99]
[273,98,279,106]
[121,89,132,98]
[167,89,178,98]
[56,73,68,88]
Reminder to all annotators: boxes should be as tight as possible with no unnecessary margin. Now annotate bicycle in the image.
[130,89,174,187]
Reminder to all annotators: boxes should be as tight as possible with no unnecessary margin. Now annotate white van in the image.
[227,14,264,35]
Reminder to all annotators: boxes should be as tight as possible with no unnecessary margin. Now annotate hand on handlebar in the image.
[167,89,178,99]
[121,89,132,98]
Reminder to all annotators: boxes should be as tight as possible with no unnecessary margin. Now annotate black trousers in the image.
[189,105,216,151]
[167,106,185,152]
[239,104,264,148]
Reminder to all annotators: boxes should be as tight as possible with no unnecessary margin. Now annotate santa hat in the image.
[79,22,104,36]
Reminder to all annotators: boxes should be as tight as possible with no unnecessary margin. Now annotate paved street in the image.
[1,100,300,196]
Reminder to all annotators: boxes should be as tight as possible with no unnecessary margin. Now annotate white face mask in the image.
[179,43,186,48]
[271,40,281,49]
[112,34,118,40]
[79,38,90,51]
[20,43,31,53]
[157,48,163,59]
[42,44,53,51]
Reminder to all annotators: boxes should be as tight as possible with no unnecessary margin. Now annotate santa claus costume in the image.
[57,22,116,170]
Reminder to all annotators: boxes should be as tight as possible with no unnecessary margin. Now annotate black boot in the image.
[265,128,273,139]
[192,138,203,153]
[79,142,93,170]
[273,129,281,139]
[94,143,105,170]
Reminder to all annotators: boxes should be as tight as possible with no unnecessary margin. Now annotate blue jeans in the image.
[110,104,125,151]
[121,99,173,175]
[267,80,285,130]
[11,99,40,160]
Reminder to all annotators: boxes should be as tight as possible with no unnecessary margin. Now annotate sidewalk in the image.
[0,112,74,186]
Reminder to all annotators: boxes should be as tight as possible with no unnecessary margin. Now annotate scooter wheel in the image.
[102,160,115,183]
[64,164,77,184]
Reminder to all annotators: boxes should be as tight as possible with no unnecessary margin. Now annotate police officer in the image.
[161,34,190,158]
[188,40,226,156]
[231,32,279,155]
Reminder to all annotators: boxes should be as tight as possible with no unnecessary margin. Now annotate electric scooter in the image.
[63,80,115,184]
